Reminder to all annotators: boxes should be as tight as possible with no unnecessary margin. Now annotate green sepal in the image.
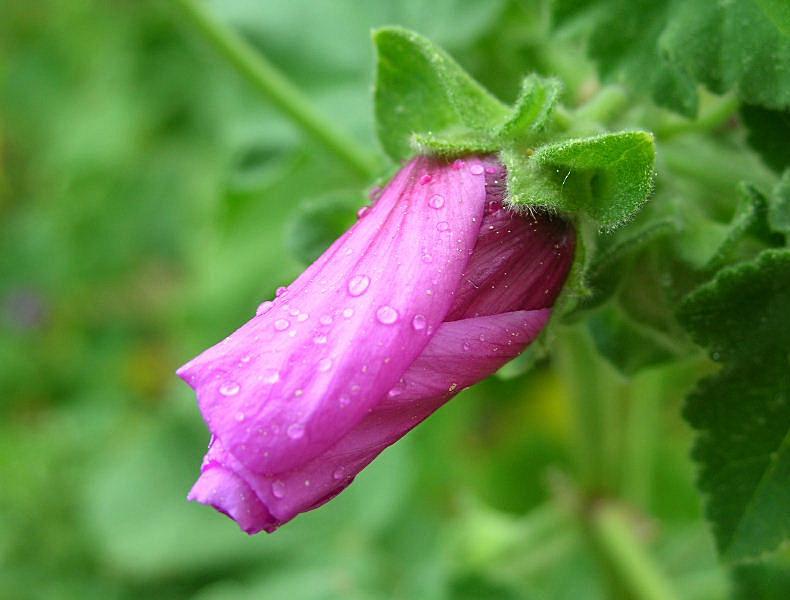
[495,75,562,142]
[503,131,656,230]
[373,26,509,161]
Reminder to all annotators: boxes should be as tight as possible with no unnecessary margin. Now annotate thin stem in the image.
[172,0,379,180]
[555,325,623,491]
[589,503,679,600]
[656,94,739,140]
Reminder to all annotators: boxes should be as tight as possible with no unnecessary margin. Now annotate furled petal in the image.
[446,164,575,319]
[189,308,549,533]
[178,156,493,475]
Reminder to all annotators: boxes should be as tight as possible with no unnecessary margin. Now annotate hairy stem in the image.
[172,0,379,180]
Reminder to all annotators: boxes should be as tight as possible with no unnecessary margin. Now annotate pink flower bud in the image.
[178,155,574,533]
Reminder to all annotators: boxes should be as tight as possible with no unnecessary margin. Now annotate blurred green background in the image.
[0,1,745,598]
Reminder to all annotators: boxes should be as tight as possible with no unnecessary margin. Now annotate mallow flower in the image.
[178,155,574,533]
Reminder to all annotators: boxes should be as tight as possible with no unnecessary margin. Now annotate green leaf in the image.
[678,249,790,561]
[552,0,698,116]
[373,26,509,161]
[587,302,680,374]
[554,0,790,116]
[503,131,656,229]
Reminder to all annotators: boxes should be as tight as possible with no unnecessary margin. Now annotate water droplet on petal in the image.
[294,389,303,397]
[274,318,290,331]
[452,159,465,170]
[469,164,484,175]
[318,358,333,372]
[234,411,245,422]
[428,194,445,209]
[256,301,274,315]
[272,480,286,498]
[339,395,350,407]
[462,342,471,351]
[387,386,403,398]
[376,305,399,325]
[356,206,370,219]
[320,315,333,325]
[347,274,371,296]
[421,253,433,263]
[437,221,450,232]
[411,314,427,331]
[333,467,345,480]
[261,369,280,384]
[289,308,300,316]
[219,382,240,396]
[275,286,287,297]
[314,335,327,345]
[297,312,309,322]
[448,382,458,392]
[287,423,305,439]
[342,308,354,319]
[419,174,433,185]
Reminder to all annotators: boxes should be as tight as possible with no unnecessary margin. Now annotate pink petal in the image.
[190,308,549,532]
[178,157,492,475]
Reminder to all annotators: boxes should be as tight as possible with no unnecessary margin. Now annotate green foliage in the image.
[553,0,790,116]
[678,250,790,561]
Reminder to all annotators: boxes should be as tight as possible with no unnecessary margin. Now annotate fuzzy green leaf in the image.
[678,249,790,561]
[373,26,508,161]
[503,131,656,229]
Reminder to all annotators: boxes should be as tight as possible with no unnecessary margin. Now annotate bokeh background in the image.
[0,1,743,598]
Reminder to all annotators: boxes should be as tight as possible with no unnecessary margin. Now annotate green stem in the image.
[171,0,379,180]
[589,503,679,600]
[555,325,623,491]
[656,94,739,140]
[575,85,629,126]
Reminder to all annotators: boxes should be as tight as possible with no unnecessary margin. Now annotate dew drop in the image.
[448,382,458,392]
[287,423,305,439]
[219,382,240,396]
[437,221,450,232]
[275,286,287,297]
[451,159,465,170]
[289,308,300,316]
[419,174,433,185]
[320,315,333,325]
[318,358,333,372]
[274,318,290,331]
[411,314,427,331]
[469,164,485,175]
[347,274,371,296]
[234,411,245,422]
[356,206,370,219]
[428,194,445,209]
[297,312,309,322]
[294,389,303,397]
[376,305,399,325]
[261,369,280,384]
[339,395,351,407]
[387,386,403,398]
[342,308,354,319]
[421,253,433,263]
[333,467,345,480]
[272,480,286,498]
[256,301,274,315]
[462,342,471,351]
